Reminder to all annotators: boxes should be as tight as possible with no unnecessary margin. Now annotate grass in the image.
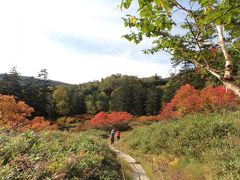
[3,110,239,179]
[115,131,160,180]
[116,111,240,179]
[117,156,133,180]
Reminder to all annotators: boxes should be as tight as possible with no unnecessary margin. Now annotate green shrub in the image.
[122,111,240,178]
[0,130,121,179]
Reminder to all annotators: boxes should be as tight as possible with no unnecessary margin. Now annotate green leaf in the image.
[154,0,160,5]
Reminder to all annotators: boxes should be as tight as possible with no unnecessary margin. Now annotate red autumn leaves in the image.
[89,84,239,128]
[89,111,133,129]
[1,84,239,131]
[160,84,239,120]
[0,95,57,131]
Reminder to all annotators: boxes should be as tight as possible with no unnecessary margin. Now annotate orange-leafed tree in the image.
[89,111,133,130]
[159,101,181,120]
[0,95,58,131]
[88,112,108,129]
[173,84,203,114]
[107,111,133,128]
[160,84,202,119]
[160,84,240,120]
[201,86,239,112]
[0,95,33,129]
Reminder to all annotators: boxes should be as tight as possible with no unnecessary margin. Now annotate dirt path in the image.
[109,145,150,180]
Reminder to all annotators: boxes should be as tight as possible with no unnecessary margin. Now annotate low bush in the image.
[0,130,121,179]
[24,117,58,131]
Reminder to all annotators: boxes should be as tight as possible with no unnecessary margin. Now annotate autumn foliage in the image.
[160,84,240,120]
[89,111,133,130]
[201,86,238,111]
[24,117,58,131]
[135,115,161,123]
[0,95,58,131]
[0,95,33,129]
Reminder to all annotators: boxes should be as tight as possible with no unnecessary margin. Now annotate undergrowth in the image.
[0,129,121,179]
[120,111,240,179]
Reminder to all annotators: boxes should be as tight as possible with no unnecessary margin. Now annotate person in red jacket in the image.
[116,130,121,141]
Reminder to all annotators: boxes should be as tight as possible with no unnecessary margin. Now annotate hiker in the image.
[116,130,121,141]
[110,129,115,145]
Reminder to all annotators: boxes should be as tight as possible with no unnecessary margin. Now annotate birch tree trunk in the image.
[216,25,234,80]
[207,68,240,97]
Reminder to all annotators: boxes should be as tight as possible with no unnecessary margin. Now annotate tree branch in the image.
[185,18,210,68]
[191,59,240,97]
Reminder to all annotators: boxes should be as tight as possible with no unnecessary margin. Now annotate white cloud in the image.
[49,53,171,84]
[0,0,173,84]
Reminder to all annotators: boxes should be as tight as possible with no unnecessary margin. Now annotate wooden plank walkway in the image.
[109,145,150,180]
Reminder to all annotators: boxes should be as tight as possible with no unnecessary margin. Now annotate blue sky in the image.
[0,0,176,84]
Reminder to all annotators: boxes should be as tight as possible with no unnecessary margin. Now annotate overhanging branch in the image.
[191,59,240,97]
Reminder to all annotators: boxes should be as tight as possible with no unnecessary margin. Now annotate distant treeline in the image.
[0,68,211,119]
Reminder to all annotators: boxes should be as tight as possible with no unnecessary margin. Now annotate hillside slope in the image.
[117,111,240,179]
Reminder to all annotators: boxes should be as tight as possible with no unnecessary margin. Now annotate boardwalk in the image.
[109,145,150,180]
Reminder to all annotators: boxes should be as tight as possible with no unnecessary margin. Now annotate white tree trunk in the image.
[192,59,240,97]
[208,68,240,97]
[216,25,233,80]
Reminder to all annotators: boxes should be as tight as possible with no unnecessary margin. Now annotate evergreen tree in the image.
[145,87,163,115]
[0,67,23,99]
[96,92,109,112]
[110,82,134,113]
[35,69,52,118]
[133,83,147,115]
[68,87,87,115]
